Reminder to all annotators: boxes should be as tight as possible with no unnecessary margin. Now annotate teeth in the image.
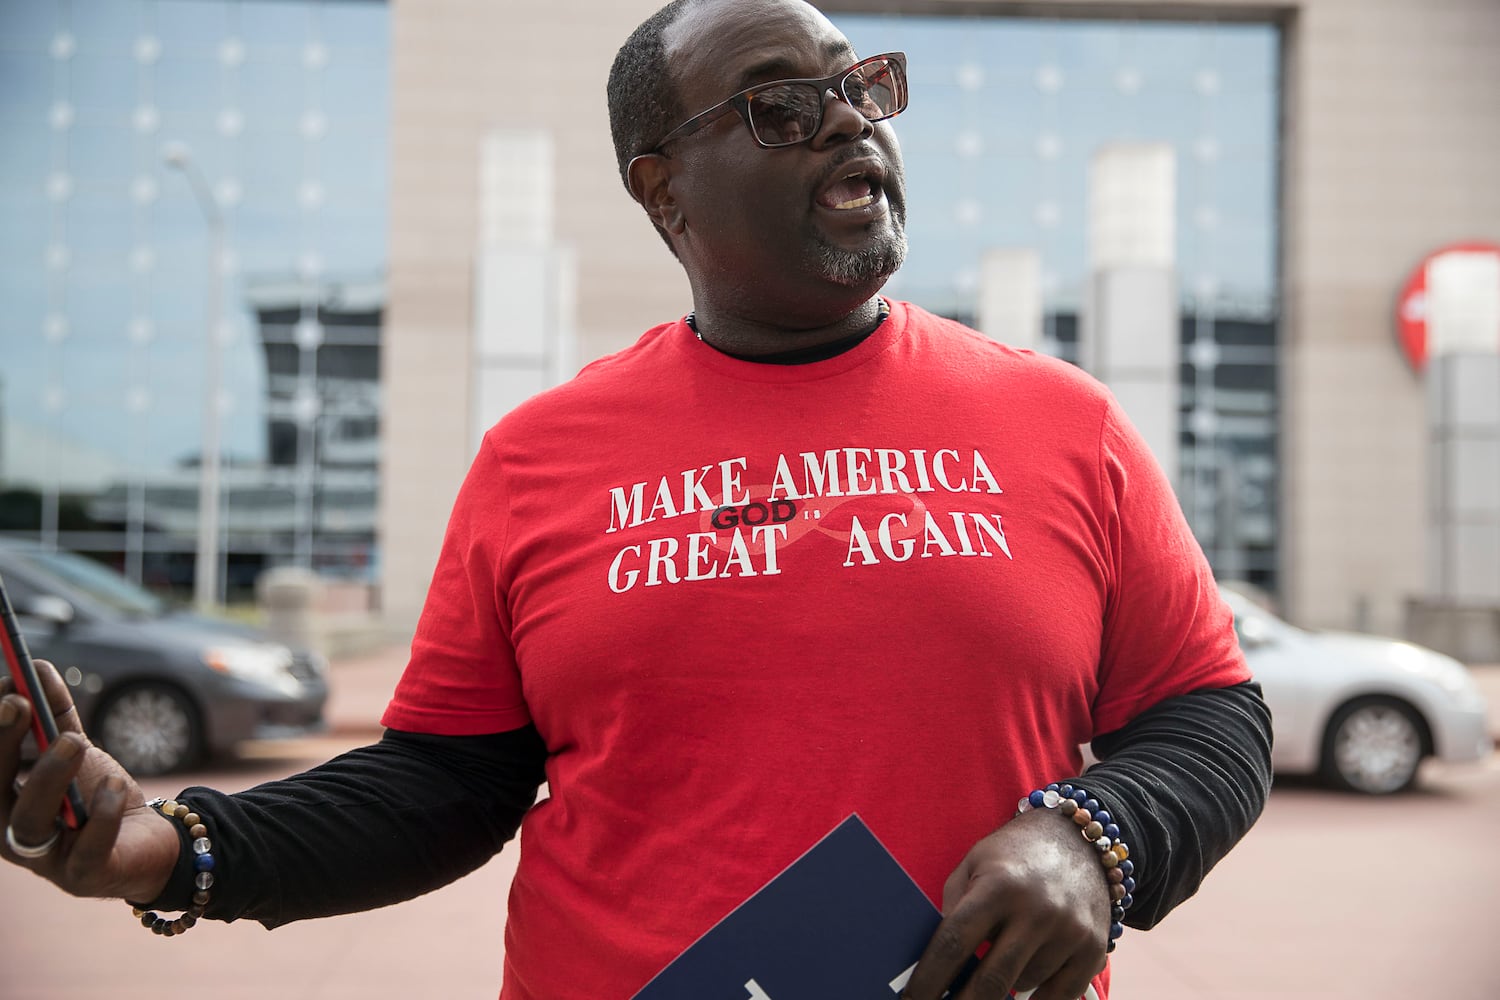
[834,195,875,210]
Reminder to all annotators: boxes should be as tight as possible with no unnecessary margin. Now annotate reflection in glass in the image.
[834,13,1281,591]
[0,0,390,603]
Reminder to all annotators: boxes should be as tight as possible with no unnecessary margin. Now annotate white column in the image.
[472,130,578,453]
[977,248,1041,351]
[1426,248,1500,604]
[1082,144,1179,483]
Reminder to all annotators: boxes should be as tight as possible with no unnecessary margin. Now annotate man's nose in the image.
[812,87,875,147]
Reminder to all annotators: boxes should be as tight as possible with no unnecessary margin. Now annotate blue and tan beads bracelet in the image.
[1016,783,1136,953]
[131,797,214,936]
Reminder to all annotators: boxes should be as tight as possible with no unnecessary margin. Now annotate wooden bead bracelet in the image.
[1016,783,1135,953]
[131,797,214,936]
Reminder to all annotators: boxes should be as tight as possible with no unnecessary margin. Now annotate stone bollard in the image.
[256,566,322,653]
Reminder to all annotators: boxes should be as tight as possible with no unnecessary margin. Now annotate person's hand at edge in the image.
[900,807,1110,1000]
[0,659,180,902]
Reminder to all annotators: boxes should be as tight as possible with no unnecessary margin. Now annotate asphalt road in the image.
[4,647,1499,999]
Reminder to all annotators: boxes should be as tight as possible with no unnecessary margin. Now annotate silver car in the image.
[1225,585,1492,794]
[1,542,328,776]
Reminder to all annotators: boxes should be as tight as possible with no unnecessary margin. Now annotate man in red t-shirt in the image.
[0,3,1271,998]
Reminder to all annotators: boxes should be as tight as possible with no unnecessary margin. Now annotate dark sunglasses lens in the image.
[746,56,906,147]
[747,85,824,146]
[845,58,904,118]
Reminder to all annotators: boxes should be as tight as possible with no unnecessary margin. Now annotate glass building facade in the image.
[835,13,1282,590]
[3,1,1279,602]
[0,0,389,600]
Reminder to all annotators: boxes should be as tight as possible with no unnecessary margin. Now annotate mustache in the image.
[814,141,887,189]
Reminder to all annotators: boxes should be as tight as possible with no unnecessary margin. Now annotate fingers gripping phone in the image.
[0,572,88,829]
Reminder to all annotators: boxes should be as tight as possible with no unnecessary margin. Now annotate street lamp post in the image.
[163,142,226,611]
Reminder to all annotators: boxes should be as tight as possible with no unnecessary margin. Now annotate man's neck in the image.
[688,298,890,364]
[685,295,887,359]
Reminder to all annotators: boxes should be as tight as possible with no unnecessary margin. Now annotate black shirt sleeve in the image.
[144,684,1271,935]
[1066,679,1274,929]
[145,725,548,927]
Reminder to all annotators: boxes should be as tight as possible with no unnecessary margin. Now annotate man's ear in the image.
[627,153,686,237]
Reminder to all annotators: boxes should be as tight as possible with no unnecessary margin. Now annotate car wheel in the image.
[1319,697,1427,795]
[94,683,203,777]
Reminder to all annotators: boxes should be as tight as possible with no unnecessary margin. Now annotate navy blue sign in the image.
[632,814,967,1000]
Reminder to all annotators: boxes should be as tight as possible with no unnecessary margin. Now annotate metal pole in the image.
[164,144,225,611]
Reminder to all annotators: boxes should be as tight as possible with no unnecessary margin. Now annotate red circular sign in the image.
[1396,240,1500,371]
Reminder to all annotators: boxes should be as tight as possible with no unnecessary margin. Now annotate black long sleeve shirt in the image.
[145,680,1270,933]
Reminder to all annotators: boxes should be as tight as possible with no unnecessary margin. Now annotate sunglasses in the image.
[652,52,908,151]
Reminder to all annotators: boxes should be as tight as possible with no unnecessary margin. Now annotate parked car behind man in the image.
[0,540,328,775]
[1224,583,1491,794]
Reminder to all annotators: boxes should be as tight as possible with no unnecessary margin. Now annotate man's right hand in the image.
[1,658,181,902]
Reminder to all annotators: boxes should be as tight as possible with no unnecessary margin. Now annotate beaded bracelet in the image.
[1016,783,1135,953]
[130,797,214,936]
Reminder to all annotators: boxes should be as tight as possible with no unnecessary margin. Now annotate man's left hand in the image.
[899,807,1110,1000]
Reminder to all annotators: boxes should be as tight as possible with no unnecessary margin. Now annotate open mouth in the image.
[817,170,882,211]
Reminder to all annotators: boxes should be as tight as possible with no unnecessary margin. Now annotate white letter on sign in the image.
[889,963,916,993]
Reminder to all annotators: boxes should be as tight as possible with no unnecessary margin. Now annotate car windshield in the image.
[26,550,164,618]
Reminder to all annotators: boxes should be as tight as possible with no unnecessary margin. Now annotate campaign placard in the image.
[631,814,959,1000]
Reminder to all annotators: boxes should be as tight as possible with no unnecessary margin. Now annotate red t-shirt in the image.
[383,301,1249,999]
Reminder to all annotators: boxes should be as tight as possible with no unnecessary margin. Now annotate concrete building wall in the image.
[382,0,1500,640]
[381,0,679,621]
[1278,0,1500,635]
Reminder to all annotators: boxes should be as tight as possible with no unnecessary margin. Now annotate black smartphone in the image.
[0,572,88,829]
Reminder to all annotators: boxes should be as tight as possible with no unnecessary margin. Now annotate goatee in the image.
[810,225,908,287]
